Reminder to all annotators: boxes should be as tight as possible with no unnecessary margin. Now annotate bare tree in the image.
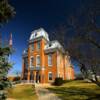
[52,0,100,86]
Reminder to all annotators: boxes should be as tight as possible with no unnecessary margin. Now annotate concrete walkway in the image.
[35,84,61,100]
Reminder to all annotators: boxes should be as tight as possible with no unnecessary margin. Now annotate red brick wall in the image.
[44,52,57,83]
[22,37,75,83]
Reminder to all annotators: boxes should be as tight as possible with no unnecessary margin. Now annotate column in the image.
[37,71,40,83]
[21,58,24,80]
[27,71,30,82]
[34,71,36,83]
[41,68,45,83]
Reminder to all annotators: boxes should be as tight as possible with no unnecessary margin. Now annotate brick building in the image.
[22,28,74,83]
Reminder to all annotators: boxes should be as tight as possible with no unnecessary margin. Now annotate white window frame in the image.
[30,56,34,67]
[36,55,40,66]
[48,72,53,81]
[37,41,40,51]
[48,54,52,66]
[31,44,34,51]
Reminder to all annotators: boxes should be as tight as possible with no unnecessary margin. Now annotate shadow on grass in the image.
[47,86,100,100]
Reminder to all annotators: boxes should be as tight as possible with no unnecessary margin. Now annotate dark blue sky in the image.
[0,0,86,75]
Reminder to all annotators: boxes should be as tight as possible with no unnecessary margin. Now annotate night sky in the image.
[0,0,88,75]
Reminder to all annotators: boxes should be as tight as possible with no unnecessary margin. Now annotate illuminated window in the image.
[48,54,52,66]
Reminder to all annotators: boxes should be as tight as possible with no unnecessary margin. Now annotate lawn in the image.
[47,80,100,100]
[7,84,37,100]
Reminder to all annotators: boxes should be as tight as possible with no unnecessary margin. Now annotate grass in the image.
[47,80,100,100]
[7,84,37,100]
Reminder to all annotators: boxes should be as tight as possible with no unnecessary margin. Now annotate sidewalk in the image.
[35,84,61,100]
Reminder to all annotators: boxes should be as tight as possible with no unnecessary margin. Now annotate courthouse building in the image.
[22,28,74,83]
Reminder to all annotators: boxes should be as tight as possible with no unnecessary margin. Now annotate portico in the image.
[28,68,41,83]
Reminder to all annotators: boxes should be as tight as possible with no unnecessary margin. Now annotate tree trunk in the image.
[90,79,100,87]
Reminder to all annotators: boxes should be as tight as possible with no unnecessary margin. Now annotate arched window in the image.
[48,54,52,66]
[36,55,40,66]
[30,57,34,67]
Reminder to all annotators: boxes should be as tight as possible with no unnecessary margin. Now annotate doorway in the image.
[36,71,40,83]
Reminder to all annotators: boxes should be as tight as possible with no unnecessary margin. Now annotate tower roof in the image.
[44,40,65,53]
[29,28,49,41]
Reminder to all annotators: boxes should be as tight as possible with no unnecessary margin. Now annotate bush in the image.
[8,76,20,82]
[54,77,63,86]
[0,91,7,100]
[13,77,20,81]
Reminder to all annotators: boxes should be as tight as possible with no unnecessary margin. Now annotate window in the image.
[31,44,34,51]
[49,43,52,47]
[35,32,37,37]
[24,57,28,69]
[36,55,40,66]
[30,57,34,67]
[48,72,52,80]
[37,41,40,50]
[48,54,52,66]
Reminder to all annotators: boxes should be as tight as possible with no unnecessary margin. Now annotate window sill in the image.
[48,65,52,67]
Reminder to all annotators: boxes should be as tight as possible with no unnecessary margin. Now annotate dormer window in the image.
[35,32,37,37]
[49,43,52,47]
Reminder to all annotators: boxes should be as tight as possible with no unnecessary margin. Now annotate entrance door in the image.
[36,71,40,83]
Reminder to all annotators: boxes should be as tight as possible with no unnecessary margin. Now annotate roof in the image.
[24,28,66,54]
[29,28,49,41]
[44,40,65,53]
